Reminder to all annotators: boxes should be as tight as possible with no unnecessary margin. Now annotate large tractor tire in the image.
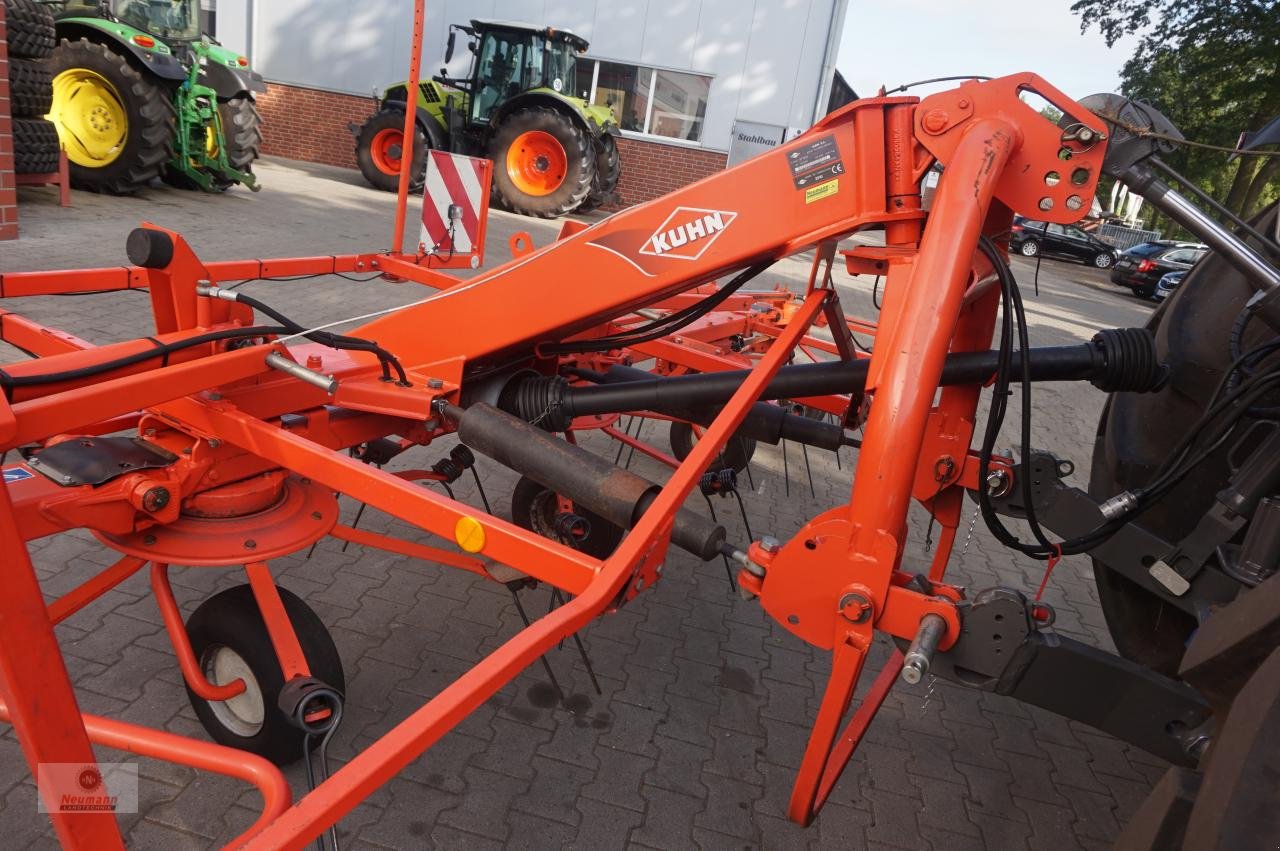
[489,106,595,218]
[46,38,176,195]
[1088,201,1280,676]
[355,108,427,193]
[12,117,59,174]
[3,0,56,59]
[577,132,621,213]
[8,58,53,116]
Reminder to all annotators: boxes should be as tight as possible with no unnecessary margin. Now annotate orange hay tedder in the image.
[4,2,1280,848]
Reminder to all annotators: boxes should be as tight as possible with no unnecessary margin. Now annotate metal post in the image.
[391,0,427,255]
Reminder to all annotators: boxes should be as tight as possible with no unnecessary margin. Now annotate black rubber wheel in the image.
[1092,252,1115,269]
[577,132,620,212]
[8,58,52,116]
[3,0,56,59]
[47,38,176,194]
[1133,283,1156,299]
[355,108,427,192]
[12,117,59,174]
[185,583,345,766]
[1018,240,1040,257]
[510,475,625,559]
[669,421,757,474]
[489,106,595,218]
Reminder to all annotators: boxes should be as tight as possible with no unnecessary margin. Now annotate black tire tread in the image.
[579,132,621,212]
[3,0,56,59]
[218,94,263,172]
[48,38,176,194]
[489,106,595,218]
[8,57,53,116]
[12,116,59,174]
[355,108,428,193]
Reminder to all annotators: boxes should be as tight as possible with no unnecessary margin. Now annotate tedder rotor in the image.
[1,2,1279,847]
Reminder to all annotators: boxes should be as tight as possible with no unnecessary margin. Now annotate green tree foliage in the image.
[1071,0,1279,219]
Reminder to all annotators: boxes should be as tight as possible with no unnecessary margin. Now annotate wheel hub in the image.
[49,68,130,167]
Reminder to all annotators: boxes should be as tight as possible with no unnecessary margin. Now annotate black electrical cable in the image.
[882,75,993,95]
[294,690,344,851]
[0,325,288,392]
[536,261,772,356]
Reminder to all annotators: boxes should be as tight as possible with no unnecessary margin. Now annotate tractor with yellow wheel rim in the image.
[44,0,264,195]
[354,19,621,218]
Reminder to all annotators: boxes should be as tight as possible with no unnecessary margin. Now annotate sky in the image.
[835,0,1142,102]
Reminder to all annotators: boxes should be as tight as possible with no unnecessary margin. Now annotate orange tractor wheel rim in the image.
[506,130,567,196]
[370,128,404,175]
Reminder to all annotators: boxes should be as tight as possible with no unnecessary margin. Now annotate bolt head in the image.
[901,661,924,685]
[760,535,782,554]
[427,378,444,389]
[922,109,950,133]
[244,539,257,549]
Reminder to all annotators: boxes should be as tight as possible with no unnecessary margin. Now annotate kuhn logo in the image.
[638,207,737,261]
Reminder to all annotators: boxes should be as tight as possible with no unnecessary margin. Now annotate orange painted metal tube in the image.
[242,291,829,851]
[330,524,491,578]
[244,562,313,682]
[845,119,1016,582]
[391,0,427,255]
[0,698,291,849]
[151,563,247,701]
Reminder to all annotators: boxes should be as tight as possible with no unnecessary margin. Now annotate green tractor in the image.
[354,19,621,218]
[43,0,264,194]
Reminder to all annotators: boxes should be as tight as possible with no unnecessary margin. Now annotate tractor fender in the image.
[54,19,187,81]
[490,91,607,138]
[381,100,449,151]
[199,61,266,98]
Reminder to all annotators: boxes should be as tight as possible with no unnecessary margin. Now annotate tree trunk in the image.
[1242,158,1280,219]
[1224,157,1260,216]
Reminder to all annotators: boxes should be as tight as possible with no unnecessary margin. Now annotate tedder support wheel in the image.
[669,421,757,475]
[3,0,56,60]
[577,132,621,213]
[490,106,595,218]
[511,475,624,559]
[47,38,176,195]
[12,117,60,174]
[184,583,344,766]
[355,108,427,193]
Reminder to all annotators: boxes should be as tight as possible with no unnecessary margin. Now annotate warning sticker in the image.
[805,180,840,204]
[787,135,845,189]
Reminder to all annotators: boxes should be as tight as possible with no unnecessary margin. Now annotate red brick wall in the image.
[0,2,18,241]
[254,80,729,209]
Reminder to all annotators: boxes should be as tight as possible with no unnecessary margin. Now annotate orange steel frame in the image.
[0,2,1112,841]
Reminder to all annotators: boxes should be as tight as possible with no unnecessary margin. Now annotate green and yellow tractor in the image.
[354,19,621,218]
[43,0,264,194]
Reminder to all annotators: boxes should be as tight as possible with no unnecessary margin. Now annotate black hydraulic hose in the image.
[552,334,1159,420]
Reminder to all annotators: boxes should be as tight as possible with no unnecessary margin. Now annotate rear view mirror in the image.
[444,31,456,64]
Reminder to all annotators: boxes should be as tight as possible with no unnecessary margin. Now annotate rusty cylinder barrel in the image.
[445,403,726,561]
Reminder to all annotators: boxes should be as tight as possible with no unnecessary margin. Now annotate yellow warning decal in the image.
[805,179,840,204]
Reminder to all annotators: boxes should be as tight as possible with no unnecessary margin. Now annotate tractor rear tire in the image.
[490,106,595,218]
[578,133,621,213]
[8,58,53,117]
[219,95,263,176]
[355,108,427,193]
[3,0,56,59]
[12,117,59,174]
[47,38,176,195]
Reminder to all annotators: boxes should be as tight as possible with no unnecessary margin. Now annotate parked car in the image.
[1110,241,1207,298]
[1153,270,1186,301]
[1009,217,1119,268]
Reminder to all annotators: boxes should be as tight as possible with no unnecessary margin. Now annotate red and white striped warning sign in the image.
[420,150,490,262]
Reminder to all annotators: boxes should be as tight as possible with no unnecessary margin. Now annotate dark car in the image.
[1153,270,1186,301]
[1110,241,1207,297]
[1009,217,1118,268]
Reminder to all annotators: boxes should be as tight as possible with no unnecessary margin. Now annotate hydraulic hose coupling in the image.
[901,613,949,685]
[195,282,239,302]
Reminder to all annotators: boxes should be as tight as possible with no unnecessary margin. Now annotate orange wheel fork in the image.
[370,128,404,175]
[506,130,568,196]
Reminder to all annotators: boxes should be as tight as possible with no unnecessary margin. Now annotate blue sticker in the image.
[3,467,35,483]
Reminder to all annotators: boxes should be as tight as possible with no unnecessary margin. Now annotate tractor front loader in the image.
[43,0,264,194]
[354,19,620,217]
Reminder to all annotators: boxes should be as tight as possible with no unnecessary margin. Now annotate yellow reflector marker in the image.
[455,516,486,553]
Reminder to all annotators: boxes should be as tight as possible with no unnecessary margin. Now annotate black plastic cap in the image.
[126,228,174,269]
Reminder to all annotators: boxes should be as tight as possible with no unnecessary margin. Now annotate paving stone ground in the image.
[2,159,1163,849]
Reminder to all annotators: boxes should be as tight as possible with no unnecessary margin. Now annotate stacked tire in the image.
[4,0,59,175]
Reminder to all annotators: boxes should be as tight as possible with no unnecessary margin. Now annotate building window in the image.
[576,60,710,144]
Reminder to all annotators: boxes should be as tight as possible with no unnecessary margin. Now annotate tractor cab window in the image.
[473,31,530,123]
[543,40,577,95]
[111,0,200,41]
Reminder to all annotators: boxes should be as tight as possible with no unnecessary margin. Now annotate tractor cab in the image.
[446,20,589,124]
[108,0,201,41]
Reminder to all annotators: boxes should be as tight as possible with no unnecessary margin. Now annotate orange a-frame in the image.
[0,1,1114,844]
